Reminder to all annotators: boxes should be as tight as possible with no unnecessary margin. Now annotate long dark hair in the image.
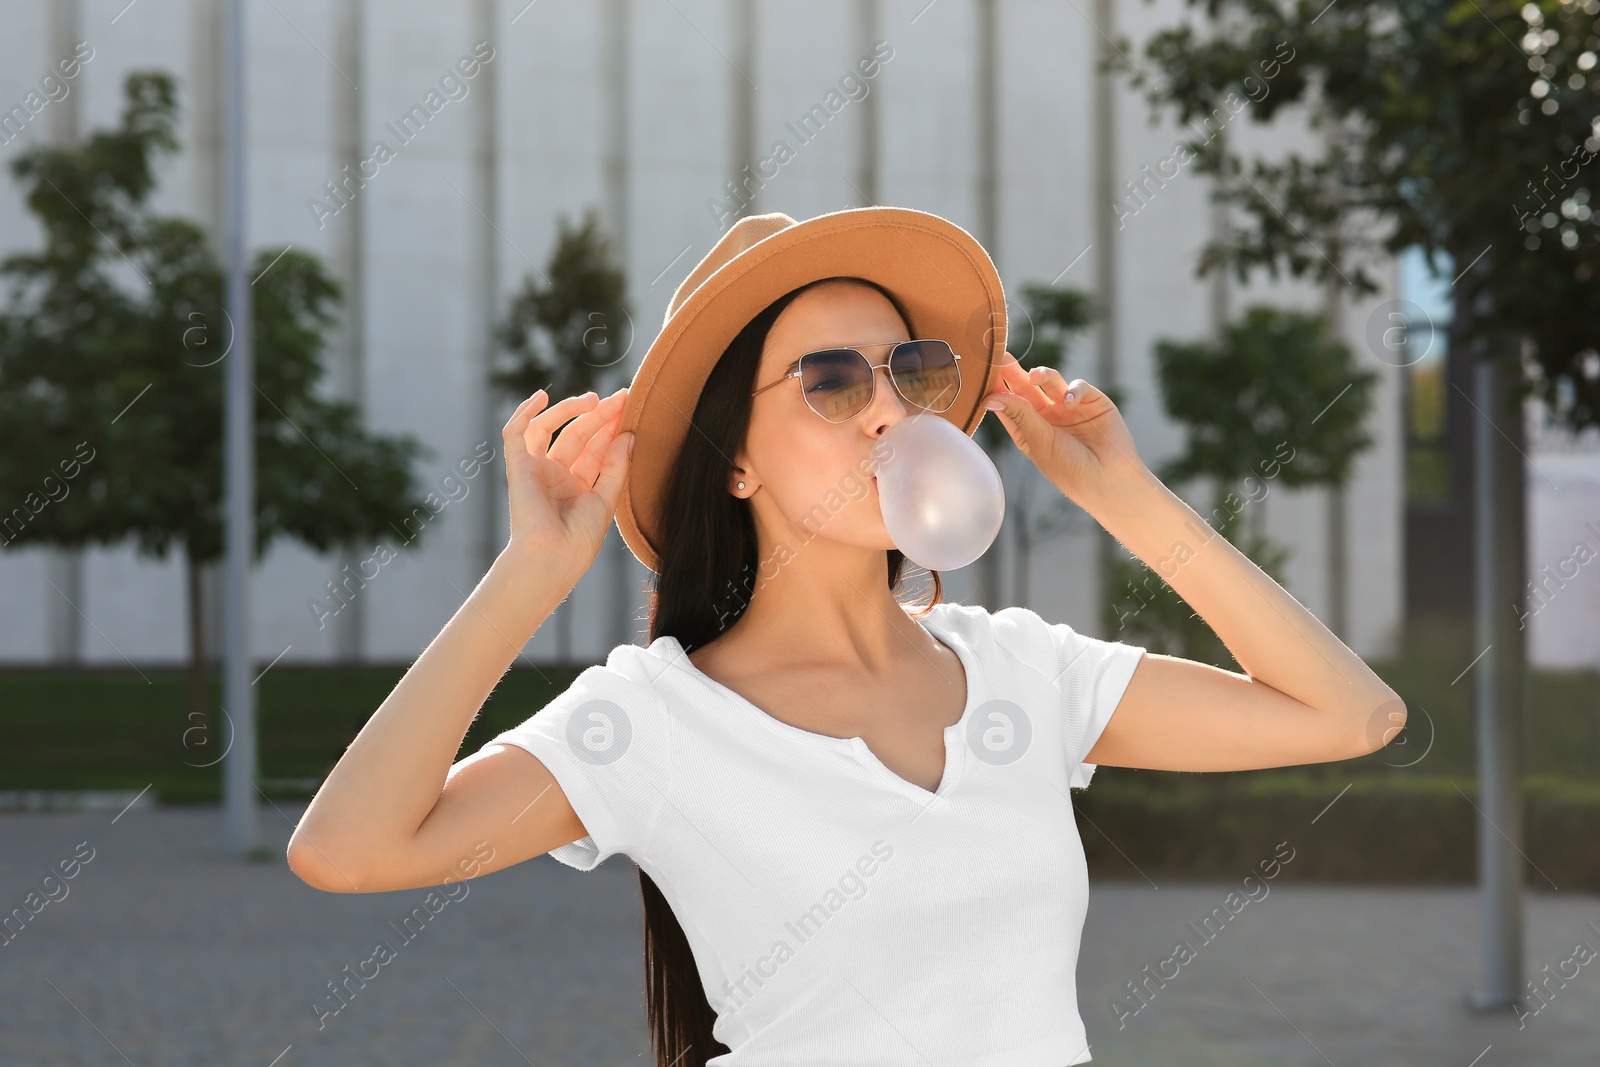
[637,276,944,1065]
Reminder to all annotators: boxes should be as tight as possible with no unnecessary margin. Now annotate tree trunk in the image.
[608,524,633,648]
[186,552,209,733]
[1324,278,1347,640]
[1250,478,1265,546]
[1011,462,1038,608]
[557,594,573,666]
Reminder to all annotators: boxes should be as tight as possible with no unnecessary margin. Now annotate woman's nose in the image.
[864,362,912,426]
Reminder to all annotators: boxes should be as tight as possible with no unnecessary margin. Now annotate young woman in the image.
[288,207,1405,1067]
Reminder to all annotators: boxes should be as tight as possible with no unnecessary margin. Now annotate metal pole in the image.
[1092,0,1120,623]
[974,0,1004,607]
[222,0,259,856]
[603,0,637,647]
[1466,348,1524,1011]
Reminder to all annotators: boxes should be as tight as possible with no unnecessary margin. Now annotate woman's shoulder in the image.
[911,598,1042,643]
[527,640,680,718]
[920,600,1143,665]
[583,633,712,706]
[588,638,675,691]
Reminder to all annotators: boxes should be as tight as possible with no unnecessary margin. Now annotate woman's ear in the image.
[731,446,757,497]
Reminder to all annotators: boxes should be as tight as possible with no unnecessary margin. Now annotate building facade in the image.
[5,0,1579,671]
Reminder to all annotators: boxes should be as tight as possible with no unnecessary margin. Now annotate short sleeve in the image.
[1048,622,1145,790]
[481,656,673,871]
[989,606,1145,791]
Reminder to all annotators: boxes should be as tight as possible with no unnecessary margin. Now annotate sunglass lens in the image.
[799,349,875,422]
[890,341,960,412]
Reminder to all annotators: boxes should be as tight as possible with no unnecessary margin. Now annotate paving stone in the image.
[2,804,1595,1065]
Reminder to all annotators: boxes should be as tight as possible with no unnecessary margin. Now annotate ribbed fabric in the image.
[485,601,1146,1065]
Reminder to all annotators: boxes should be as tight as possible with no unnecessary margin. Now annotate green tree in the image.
[0,71,430,730]
[1105,306,1377,667]
[492,206,632,401]
[1108,0,1600,631]
[1105,0,1599,669]
[1111,4,1599,1004]
[492,205,633,661]
[1113,0,1598,430]
[1117,0,1599,996]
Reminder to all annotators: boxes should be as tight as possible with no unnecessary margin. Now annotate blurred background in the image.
[0,1,1597,1065]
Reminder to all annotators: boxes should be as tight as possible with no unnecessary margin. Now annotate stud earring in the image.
[737,481,746,490]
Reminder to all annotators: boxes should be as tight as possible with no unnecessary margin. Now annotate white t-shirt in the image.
[483,600,1146,1066]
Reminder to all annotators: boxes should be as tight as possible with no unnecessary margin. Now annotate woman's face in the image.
[734,279,917,554]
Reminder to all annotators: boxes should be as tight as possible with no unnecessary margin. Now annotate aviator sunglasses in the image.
[749,339,964,423]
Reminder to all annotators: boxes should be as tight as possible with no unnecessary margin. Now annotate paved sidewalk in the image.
[1079,883,1598,1066]
[2,803,1595,1065]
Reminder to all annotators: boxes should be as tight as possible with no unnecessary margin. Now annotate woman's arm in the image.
[286,548,582,891]
[287,386,635,891]
[1082,472,1406,771]
[982,356,1405,773]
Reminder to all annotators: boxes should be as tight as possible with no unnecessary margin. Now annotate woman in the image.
[287,207,1406,1066]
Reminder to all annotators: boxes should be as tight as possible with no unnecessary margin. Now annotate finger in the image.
[983,388,1046,457]
[550,389,627,473]
[589,423,633,516]
[548,388,627,470]
[570,407,624,488]
[501,389,549,440]
[994,353,1052,408]
[1061,377,1109,409]
[503,391,553,484]
[1028,366,1072,403]
[523,391,604,457]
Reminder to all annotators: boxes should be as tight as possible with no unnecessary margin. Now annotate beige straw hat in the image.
[615,205,1008,574]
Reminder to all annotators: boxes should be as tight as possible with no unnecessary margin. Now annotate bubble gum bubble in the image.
[870,413,1004,571]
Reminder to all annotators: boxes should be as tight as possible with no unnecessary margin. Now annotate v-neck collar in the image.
[654,605,978,803]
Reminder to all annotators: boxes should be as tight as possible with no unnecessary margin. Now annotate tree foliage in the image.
[1106,306,1377,666]
[1155,304,1378,490]
[0,70,430,565]
[491,206,632,404]
[0,68,432,733]
[1115,0,1600,429]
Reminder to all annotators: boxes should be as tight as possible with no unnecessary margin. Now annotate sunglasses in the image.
[749,339,964,423]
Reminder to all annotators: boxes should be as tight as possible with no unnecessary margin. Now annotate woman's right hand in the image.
[501,386,634,569]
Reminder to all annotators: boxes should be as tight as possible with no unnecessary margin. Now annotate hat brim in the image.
[616,206,1007,575]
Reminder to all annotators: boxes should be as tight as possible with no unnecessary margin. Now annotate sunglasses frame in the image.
[749,339,964,423]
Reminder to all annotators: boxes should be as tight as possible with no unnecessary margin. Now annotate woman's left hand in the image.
[982,352,1152,514]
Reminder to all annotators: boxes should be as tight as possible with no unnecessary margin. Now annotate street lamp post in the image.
[221,0,259,857]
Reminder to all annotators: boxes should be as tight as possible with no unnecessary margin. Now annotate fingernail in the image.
[628,433,636,454]
[985,398,1006,411]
